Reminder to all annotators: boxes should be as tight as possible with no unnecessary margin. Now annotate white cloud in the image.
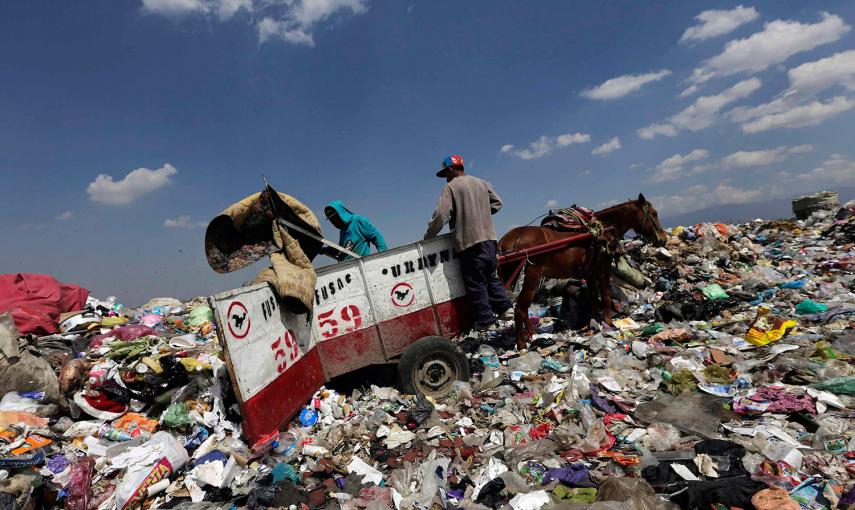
[581,70,671,100]
[741,96,854,133]
[638,78,760,139]
[788,49,855,96]
[142,0,252,19]
[686,184,708,195]
[690,13,850,84]
[680,5,758,44]
[501,132,590,160]
[722,144,813,168]
[556,133,590,146]
[637,123,678,140]
[727,50,855,133]
[258,17,315,45]
[592,137,622,156]
[795,154,855,184]
[654,154,855,217]
[650,149,710,182]
[87,163,177,205]
[546,199,559,208]
[164,215,206,228]
[142,0,367,46]
[653,182,766,216]
[259,0,369,45]
[142,0,207,16]
[580,170,592,176]
[55,211,73,221]
[680,85,699,98]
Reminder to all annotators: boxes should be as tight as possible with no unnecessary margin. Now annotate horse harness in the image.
[539,205,617,278]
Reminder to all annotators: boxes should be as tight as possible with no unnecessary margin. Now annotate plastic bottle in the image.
[98,424,133,442]
[87,362,115,388]
[578,405,596,431]
[274,430,302,458]
[477,345,500,368]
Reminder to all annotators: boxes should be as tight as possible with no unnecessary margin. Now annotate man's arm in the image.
[424,186,453,239]
[487,181,503,215]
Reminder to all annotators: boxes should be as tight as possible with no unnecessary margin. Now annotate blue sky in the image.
[2,1,854,304]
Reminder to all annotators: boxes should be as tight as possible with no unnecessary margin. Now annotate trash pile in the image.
[0,198,853,509]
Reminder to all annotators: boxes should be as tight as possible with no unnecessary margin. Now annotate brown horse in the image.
[498,194,667,349]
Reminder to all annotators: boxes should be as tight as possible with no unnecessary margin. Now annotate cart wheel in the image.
[398,336,470,397]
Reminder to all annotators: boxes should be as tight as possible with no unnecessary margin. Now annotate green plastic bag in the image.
[642,323,665,336]
[187,305,214,327]
[795,299,828,315]
[701,283,729,301]
[161,402,193,428]
[811,376,855,395]
[666,368,696,396]
[272,463,299,484]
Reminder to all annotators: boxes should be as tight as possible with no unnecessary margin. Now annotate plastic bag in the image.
[745,308,797,346]
[451,381,473,401]
[409,394,434,426]
[596,477,678,510]
[701,284,729,301]
[644,423,680,451]
[654,391,722,439]
[161,402,193,428]
[811,376,855,395]
[187,306,214,327]
[115,432,189,510]
[65,457,95,510]
[478,345,499,368]
[795,299,828,314]
[0,337,64,406]
[578,419,610,453]
[0,392,50,413]
[751,487,801,510]
[508,352,543,373]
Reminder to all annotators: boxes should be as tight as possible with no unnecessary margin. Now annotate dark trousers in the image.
[459,240,513,325]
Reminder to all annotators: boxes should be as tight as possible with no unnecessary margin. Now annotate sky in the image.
[2,0,855,305]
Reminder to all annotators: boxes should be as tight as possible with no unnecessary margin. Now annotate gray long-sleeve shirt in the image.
[424,174,503,251]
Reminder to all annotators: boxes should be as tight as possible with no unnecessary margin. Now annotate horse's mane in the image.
[596,198,638,215]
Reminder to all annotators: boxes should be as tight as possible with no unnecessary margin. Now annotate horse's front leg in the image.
[515,263,542,350]
[598,263,613,326]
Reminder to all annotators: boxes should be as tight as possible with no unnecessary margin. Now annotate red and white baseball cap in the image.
[437,155,464,177]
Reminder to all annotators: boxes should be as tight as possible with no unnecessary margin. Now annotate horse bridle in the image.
[638,201,661,243]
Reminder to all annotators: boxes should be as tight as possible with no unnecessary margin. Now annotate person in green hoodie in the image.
[323,201,388,260]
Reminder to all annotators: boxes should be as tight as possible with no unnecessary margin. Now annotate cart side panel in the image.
[315,328,385,379]
[240,349,323,445]
[419,237,471,336]
[310,259,385,378]
[212,283,325,446]
[435,296,472,337]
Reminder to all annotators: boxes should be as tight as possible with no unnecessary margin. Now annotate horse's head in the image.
[632,193,667,246]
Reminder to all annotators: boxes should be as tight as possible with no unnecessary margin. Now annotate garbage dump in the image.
[0,198,854,509]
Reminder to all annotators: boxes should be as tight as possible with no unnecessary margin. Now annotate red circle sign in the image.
[390,283,414,307]
[226,301,250,339]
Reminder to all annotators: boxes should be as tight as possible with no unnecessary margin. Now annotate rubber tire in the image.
[397,336,470,397]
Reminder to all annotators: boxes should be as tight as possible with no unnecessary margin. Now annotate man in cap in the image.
[424,155,513,331]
